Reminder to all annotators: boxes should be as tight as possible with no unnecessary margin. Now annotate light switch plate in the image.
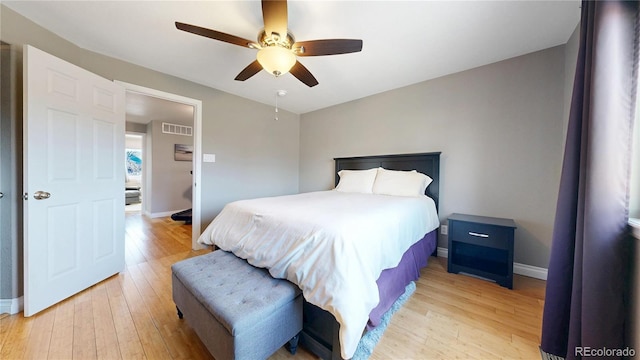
[203,153,216,163]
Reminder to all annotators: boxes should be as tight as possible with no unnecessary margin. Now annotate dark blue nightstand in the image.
[447,213,517,289]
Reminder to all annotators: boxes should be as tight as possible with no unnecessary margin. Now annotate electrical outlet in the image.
[440,225,448,235]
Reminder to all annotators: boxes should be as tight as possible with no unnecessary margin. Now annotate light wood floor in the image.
[0,212,545,359]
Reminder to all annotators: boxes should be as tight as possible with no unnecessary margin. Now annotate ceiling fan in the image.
[175,0,363,87]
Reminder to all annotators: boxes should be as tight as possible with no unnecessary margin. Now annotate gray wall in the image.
[0,5,300,299]
[563,25,580,146]
[299,46,568,269]
[0,43,23,299]
[147,120,193,215]
[126,122,147,134]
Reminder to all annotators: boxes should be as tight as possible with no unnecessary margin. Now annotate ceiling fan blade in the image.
[262,0,288,37]
[176,22,253,48]
[294,39,363,56]
[290,61,319,87]
[234,60,263,81]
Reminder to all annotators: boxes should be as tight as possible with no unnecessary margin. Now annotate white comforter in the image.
[198,190,439,359]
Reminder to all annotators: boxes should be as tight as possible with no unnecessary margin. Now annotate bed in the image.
[198,152,441,359]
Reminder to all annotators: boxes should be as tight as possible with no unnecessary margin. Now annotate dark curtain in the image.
[540,1,639,359]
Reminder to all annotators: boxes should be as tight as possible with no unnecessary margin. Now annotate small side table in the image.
[447,213,516,289]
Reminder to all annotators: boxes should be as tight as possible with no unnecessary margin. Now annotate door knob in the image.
[0,192,3,199]
[33,191,51,200]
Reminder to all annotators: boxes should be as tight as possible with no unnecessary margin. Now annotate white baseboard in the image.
[437,247,449,258]
[0,296,23,315]
[513,262,548,280]
[148,209,188,218]
[436,247,548,280]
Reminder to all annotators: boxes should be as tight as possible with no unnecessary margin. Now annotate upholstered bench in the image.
[125,186,141,205]
[171,250,303,360]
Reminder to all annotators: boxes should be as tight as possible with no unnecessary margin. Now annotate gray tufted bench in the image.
[171,250,303,360]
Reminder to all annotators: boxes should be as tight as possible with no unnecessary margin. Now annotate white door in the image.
[23,45,125,316]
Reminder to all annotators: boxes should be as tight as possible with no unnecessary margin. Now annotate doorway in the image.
[118,81,204,250]
[125,133,143,213]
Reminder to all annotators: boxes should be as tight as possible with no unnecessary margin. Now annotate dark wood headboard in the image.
[334,152,441,211]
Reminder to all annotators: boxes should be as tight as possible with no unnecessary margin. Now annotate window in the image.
[126,149,142,176]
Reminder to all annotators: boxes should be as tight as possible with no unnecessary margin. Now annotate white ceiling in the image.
[126,91,194,125]
[4,0,580,115]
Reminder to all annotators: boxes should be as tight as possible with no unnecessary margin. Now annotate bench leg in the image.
[287,333,300,355]
[176,306,183,319]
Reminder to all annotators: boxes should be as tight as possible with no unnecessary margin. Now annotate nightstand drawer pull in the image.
[468,231,489,238]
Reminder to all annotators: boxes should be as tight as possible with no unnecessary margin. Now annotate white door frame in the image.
[115,81,205,250]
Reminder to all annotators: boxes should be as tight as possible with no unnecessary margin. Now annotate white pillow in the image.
[335,168,378,194]
[372,168,433,197]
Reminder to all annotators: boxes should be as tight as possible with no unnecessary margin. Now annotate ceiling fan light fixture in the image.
[176,1,362,87]
[257,46,296,77]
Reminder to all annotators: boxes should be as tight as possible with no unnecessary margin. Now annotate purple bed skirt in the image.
[367,229,437,330]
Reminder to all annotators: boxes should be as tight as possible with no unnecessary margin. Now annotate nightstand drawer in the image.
[450,221,511,250]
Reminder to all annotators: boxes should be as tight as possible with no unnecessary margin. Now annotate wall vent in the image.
[162,122,192,136]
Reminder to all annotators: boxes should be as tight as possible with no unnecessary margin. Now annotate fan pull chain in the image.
[274,90,286,121]
[275,92,279,121]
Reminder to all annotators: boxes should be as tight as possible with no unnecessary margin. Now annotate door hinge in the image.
[23,193,28,200]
